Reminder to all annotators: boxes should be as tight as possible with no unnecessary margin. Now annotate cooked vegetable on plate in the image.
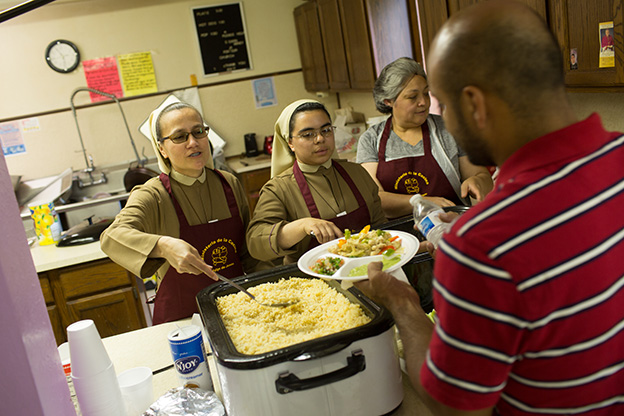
[328,225,402,257]
[310,257,345,276]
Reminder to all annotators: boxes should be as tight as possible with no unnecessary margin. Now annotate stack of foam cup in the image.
[67,320,127,416]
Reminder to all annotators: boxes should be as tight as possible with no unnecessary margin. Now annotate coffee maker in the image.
[244,133,259,157]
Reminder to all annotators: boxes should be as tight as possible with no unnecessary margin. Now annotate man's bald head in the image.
[428,1,564,118]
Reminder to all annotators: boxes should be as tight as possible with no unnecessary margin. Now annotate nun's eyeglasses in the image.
[291,126,336,141]
[161,126,209,144]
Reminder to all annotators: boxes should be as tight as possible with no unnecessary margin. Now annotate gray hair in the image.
[155,102,202,142]
[373,57,427,114]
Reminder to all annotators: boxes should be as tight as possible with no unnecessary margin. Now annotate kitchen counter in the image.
[30,239,106,273]
[103,318,194,398]
[227,154,271,174]
[101,317,433,415]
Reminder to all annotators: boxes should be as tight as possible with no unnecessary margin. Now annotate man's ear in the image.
[383,98,394,108]
[460,86,487,130]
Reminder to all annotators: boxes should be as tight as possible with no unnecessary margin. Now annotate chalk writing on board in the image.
[192,3,252,76]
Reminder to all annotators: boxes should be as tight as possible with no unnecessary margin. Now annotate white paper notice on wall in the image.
[21,118,40,133]
[252,77,277,108]
[0,121,26,157]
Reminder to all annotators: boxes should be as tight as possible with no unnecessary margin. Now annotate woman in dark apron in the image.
[101,100,267,324]
[246,100,387,265]
[357,58,493,220]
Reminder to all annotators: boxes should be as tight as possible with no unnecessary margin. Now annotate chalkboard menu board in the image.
[192,3,252,76]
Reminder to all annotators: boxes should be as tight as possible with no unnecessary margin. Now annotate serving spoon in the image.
[214,273,298,308]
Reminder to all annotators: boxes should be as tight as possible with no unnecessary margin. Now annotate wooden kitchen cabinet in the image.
[294,0,415,92]
[238,167,271,214]
[415,0,624,90]
[39,272,66,345]
[549,0,624,89]
[294,1,329,91]
[416,0,547,61]
[445,0,546,18]
[39,258,146,345]
[317,0,352,90]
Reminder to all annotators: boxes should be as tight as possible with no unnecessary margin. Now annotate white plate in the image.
[298,230,420,281]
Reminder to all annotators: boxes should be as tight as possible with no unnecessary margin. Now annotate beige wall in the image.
[567,92,624,131]
[3,0,337,180]
[1,0,308,118]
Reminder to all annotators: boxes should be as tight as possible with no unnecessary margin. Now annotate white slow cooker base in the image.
[215,327,403,416]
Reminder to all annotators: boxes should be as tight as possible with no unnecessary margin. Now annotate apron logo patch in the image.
[211,246,228,265]
[202,238,238,271]
[394,171,429,194]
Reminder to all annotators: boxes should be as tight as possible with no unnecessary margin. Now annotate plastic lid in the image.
[409,194,423,205]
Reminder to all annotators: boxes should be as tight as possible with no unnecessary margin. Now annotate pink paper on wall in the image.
[83,57,124,102]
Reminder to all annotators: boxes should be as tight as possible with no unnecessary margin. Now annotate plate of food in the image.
[298,227,420,281]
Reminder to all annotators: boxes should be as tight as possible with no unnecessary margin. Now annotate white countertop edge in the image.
[227,155,272,174]
[230,162,271,174]
[31,240,107,273]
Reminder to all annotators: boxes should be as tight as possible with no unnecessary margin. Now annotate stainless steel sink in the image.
[20,160,159,233]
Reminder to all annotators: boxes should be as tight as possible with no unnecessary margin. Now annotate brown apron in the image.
[152,171,245,324]
[293,160,371,250]
[376,116,462,205]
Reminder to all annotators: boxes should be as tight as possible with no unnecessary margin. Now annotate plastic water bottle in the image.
[410,194,450,248]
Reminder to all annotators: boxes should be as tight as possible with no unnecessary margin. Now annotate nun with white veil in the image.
[101,98,268,324]
[246,99,386,265]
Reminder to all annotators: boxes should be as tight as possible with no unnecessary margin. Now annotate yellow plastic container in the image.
[29,202,62,245]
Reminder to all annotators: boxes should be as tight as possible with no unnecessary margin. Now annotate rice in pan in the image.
[216,277,371,355]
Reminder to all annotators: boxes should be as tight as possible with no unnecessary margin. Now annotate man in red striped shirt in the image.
[356,1,624,415]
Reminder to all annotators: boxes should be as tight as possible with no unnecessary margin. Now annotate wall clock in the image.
[45,39,80,73]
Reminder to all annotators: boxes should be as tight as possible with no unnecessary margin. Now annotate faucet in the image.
[70,87,147,189]
[70,88,118,189]
[74,155,107,188]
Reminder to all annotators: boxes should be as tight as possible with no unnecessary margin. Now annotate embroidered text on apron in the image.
[293,160,371,250]
[152,171,245,324]
[376,116,462,205]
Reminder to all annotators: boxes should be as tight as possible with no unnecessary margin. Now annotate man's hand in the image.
[354,262,415,309]
[461,172,493,202]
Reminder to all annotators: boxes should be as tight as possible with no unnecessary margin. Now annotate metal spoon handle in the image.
[214,273,256,301]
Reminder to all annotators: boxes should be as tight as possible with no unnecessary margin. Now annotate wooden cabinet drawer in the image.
[239,167,271,214]
[58,259,132,300]
[66,287,143,338]
[38,258,146,345]
[47,306,66,345]
[241,168,271,193]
